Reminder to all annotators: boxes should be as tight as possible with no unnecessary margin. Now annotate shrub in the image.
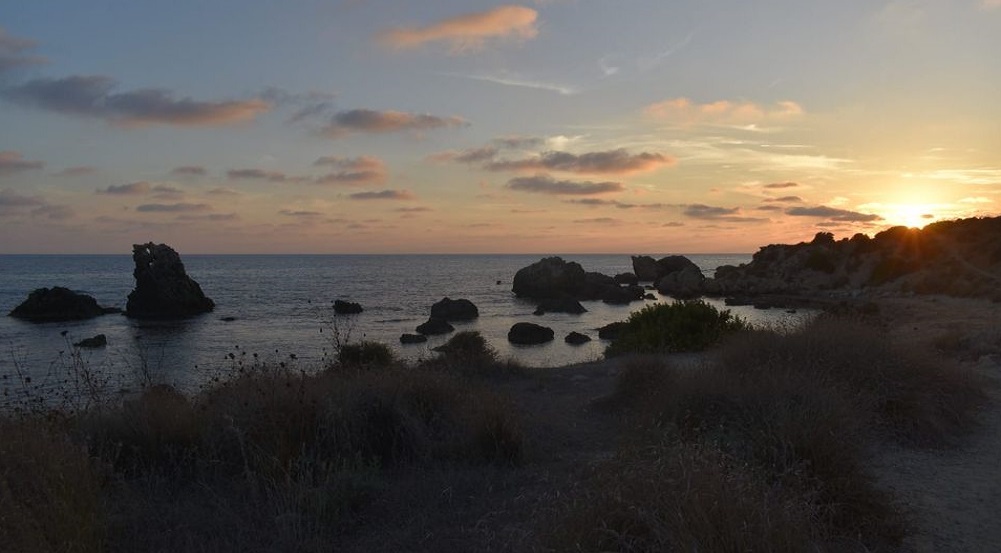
[605,300,748,357]
[0,418,105,552]
[336,341,395,369]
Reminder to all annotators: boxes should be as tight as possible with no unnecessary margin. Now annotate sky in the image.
[1,0,999,254]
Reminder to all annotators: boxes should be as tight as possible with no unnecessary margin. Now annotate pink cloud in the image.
[377,5,538,53]
[645,97,804,125]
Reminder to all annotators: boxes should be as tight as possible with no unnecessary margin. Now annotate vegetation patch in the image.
[605,299,748,357]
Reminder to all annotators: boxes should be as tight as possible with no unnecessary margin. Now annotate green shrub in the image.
[337,341,395,369]
[605,300,748,357]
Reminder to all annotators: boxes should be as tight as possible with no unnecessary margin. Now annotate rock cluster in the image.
[8,287,110,322]
[333,300,363,314]
[512,257,644,304]
[125,243,215,319]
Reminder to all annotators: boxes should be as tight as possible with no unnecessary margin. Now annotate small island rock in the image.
[73,334,107,348]
[416,317,454,336]
[333,299,363,315]
[400,333,428,344]
[429,297,479,321]
[8,287,107,322]
[565,331,592,345]
[508,322,555,345]
[533,297,587,315]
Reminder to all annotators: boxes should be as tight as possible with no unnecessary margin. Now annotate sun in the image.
[885,203,937,229]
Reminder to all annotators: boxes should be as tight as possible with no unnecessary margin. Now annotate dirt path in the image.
[871,296,1001,552]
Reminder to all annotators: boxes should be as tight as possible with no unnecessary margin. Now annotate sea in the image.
[0,254,811,399]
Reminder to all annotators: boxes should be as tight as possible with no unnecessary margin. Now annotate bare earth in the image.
[870,295,1001,553]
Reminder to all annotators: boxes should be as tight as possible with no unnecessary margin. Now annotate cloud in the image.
[206,187,240,196]
[135,202,211,213]
[763,195,803,203]
[226,168,295,182]
[0,151,44,175]
[313,155,388,186]
[507,174,625,195]
[377,5,538,53]
[0,27,46,75]
[785,205,882,222]
[348,189,416,201]
[959,197,992,204]
[320,109,466,138]
[451,72,577,95]
[565,198,671,210]
[170,165,207,177]
[427,146,499,164]
[2,75,270,127]
[683,203,768,223]
[983,0,1001,9]
[98,181,152,195]
[645,97,804,125]
[176,213,239,221]
[487,149,675,175]
[493,135,544,149]
[54,166,98,177]
[313,155,384,171]
[396,206,433,213]
[764,181,799,189]
[280,209,323,217]
[260,88,337,123]
[574,217,621,225]
[0,188,73,219]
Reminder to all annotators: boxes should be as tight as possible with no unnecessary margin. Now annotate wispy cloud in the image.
[2,75,270,127]
[0,188,73,219]
[97,181,153,195]
[637,31,696,71]
[54,166,98,177]
[319,109,466,138]
[0,27,46,75]
[0,151,44,175]
[135,202,212,213]
[486,148,675,175]
[448,72,578,95]
[377,5,538,53]
[348,189,416,201]
[170,165,207,177]
[646,97,804,125]
[227,169,301,183]
[683,203,768,223]
[507,174,625,195]
[785,205,882,222]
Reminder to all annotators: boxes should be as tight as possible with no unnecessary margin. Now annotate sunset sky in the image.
[1,1,999,254]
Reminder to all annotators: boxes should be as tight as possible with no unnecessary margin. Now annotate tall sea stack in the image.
[125,243,214,319]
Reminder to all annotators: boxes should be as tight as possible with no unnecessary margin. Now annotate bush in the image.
[337,341,395,369]
[605,300,748,357]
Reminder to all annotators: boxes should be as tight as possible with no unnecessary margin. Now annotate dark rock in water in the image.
[614,272,639,286]
[631,255,660,281]
[513,257,587,299]
[220,316,237,322]
[73,334,107,348]
[333,299,363,315]
[534,296,587,315]
[565,331,592,345]
[602,285,645,305]
[656,255,701,277]
[9,287,107,322]
[416,317,454,336]
[125,243,214,319]
[643,293,657,300]
[430,297,479,321]
[508,322,554,345]
[598,321,627,340]
[400,333,428,344]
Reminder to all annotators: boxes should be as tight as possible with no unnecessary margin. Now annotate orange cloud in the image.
[0,151,44,175]
[377,5,538,53]
[645,97,803,125]
[321,109,466,138]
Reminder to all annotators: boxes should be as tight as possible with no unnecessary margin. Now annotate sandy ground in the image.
[870,295,1001,553]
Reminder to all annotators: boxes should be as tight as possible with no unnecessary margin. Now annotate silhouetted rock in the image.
[508,322,554,345]
[631,256,660,281]
[655,265,706,299]
[416,317,454,336]
[333,299,363,314]
[430,297,479,321]
[533,296,587,315]
[8,287,107,322]
[565,331,592,345]
[598,322,627,340]
[125,243,214,319]
[73,334,107,348]
[513,257,587,299]
[400,333,428,344]
[614,272,639,286]
[220,316,237,322]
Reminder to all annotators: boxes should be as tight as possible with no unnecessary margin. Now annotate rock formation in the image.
[416,317,454,336]
[333,300,363,314]
[508,322,555,345]
[429,297,479,321]
[513,257,643,304]
[8,287,109,322]
[125,243,215,319]
[400,333,428,344]
[73,334,107,348]
[533,297,587,315]
[565,331,592,345]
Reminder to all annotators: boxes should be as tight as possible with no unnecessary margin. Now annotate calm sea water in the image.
[0,254,809,395]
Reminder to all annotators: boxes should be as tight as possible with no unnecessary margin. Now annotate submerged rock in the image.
[125,243,214,319]
[533,297,587,315]
[430,297,479,321]
[508,322,555,345]
[565,331,592,345]
[8,287,107,322]
[400,333,428,344]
